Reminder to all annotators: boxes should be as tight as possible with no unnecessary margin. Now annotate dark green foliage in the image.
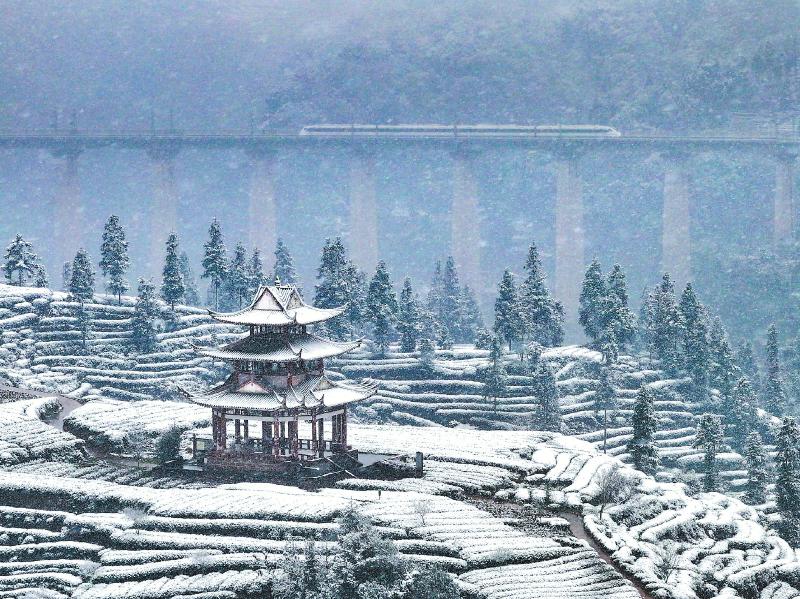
[728,377,758,451]
[417,337,436,371]
[401,566,460,599]
[735,341,761,392]
[160,233,184,309]
[744,431,769,505]
[31,262,48,288]
[201,219,227,310]
[440,256,462,342]
[69,249,95,302]
[365,261,398,354]
[707,318,739,401]
[532,359,560,432]
[458,284,484,344]
[679,283,709,388]
[75,302,92,351]
[648,274,683,373]
[246,248,266,296]
[494,269,524,353]
[693,413,724,493]
[3,234,38,286]
[628,387,659,476]
[178,252,201,306]
[519,242,563,347]
[483,335,507,413]
[154,425,183,465]
[99,215,129,303]
[397,278,421,353]
[273,238,298,286]
[606,264,636,348]
[579,259,608,343]
[315,238,361,340]
[130,278,160,353]
[764,324,787,416]
[776,417,800,544]
[594,368,616,454]
[224,242,250,309]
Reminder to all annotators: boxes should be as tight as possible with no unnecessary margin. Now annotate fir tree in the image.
[693,413,724,492]
[483,335,507,413]
[398,278,421,353]
[519,241,563,347]
[273,238,298,286]
[606,264,636,348]
[160,233,184,309]
[75,302,92,351]
[226,242,250,309]
[201,218,227,310]
[365,261,398,354]
[708,318,739,400]
[246,247,266,296]
[533,360,560,432]
[651,274,682,373]
[494,269,524,353]
[744,431,769,505]
[628,387,659,475]
[764,324,787,416]
[98,215,129,304]
[775,417,800,544]
[130,278,159,353]
[344,262,367,337]
[3,234,37,286]
[728,377,758,451]
[417,336,436,371]
[735,341,761,392]
[440,256,463,342]
[679,283,710,388]
[315,238,353,340]
[178,252,200,306]
[426,260,445,329]
[69,249,95,303]
[579,259,609,344]
[594,368,617,454]
[458,284,484,344]
[31,261,48,288]
[62,262,72,292]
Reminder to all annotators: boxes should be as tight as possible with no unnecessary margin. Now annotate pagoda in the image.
[189,282,376,472]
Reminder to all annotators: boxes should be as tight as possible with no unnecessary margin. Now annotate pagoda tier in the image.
[196,331,361,363]
[208,284,344,327]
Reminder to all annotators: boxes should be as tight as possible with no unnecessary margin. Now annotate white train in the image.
[299,124,621,137]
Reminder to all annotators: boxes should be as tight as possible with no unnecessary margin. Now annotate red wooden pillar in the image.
[311,410,318,453]
[317,417,325,457]
[218,412,227,449]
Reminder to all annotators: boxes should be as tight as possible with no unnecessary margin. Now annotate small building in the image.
[189,283,376,473]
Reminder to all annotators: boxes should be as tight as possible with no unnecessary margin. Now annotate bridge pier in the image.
[348,148,379,271]
[51,148,84,276]
[553,147,585,340]
[774,148,797,244]
[147,144,180,278]
[246,148,278,256]
[661,152,691,288]
[451,147,482,292]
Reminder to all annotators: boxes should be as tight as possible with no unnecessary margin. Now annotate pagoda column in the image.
[349,147,379,271]
[317,418,325,457]
[774,148,798,244]
[661,151,692,289]
[451,146,482,292]
[147,143,181,278]
[273,414,280,458]
[554,146,585,340]
[341,406,348,450]
[51,147,84,275]
[261,421,269,454]
[234,419,241,444]
[242,419,249,440]
[247,147,278,254]
[218,412,227,449]
[311,411,318,453]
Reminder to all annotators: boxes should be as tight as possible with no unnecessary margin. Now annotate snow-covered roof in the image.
[209,284,345,327]
[191,374,377,411]
[198,332,360,363]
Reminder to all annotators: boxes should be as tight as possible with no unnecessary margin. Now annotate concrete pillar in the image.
[553,148,585,339]
[147,144,180,278]
[774,148,797,244]
[661,152,691,289]
[349,148,379,271]
[451,147,482,292]
[52,149,84,275]
[247,148,278,255]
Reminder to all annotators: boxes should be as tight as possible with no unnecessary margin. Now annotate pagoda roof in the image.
[209,284,345,327]
[191,374,377,411]
[197,332,361,362]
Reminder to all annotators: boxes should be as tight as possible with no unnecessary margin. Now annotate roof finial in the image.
[274,275,281,286]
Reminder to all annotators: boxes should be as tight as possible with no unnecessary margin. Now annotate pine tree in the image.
[594,368,617,454]
[3,234,37,286]
[31,261,48,288]
[776,417,800,544]
[606,264,636,347]
[344,262,367,337]
[483,335,507,413]
[178,252,200,306]
[693,413,724,492]
[533,360,560,432]
[273,238,298,286]
[651,274,682,373]
[628,387,659,475]
[99,215,129,304]
[744,431,769,505]
[315,238,353,340]
[458,285,484,345]
[579,259,610,344]
[201,219,227,310]
[440,256,463,342]
[735,341,761,392]
[519,242,563,347]
[679,283,710,388]
[728,377,758,451]
[62,262,72,292]
[69,249,95,303]
[417,336,436,371]
[426,260,445,340]
[246,248,266,296]
[75,302,92,351]
[130,278,159,353]
[398,278,421,353]
[764,324,787,416]
[365,261,398,354]
[226,242,250,309]
[494,269,524,353]
[708,318,739,400]
[160,233,184,309]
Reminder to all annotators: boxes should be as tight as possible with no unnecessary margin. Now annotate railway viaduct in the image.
[0,126,797,328]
